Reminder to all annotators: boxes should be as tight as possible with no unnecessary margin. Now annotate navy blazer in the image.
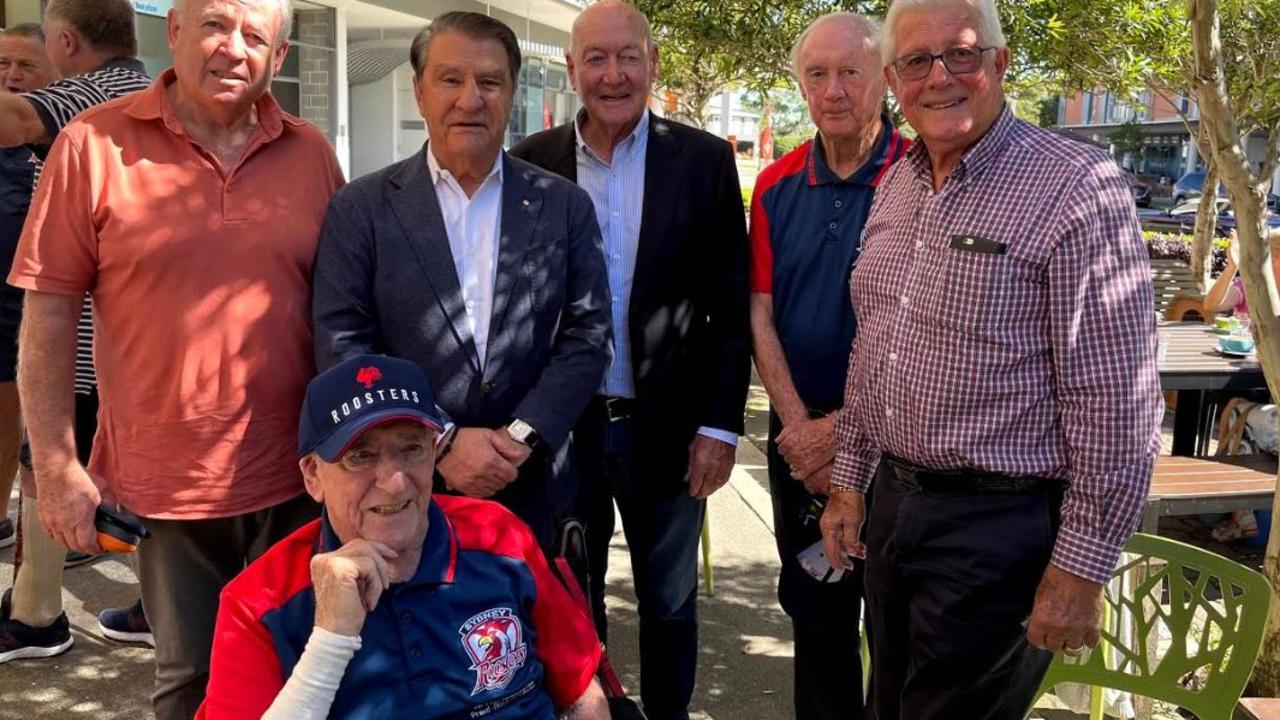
[511,113,751,482]
[311,147,612,541]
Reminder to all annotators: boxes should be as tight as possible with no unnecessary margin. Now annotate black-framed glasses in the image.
[892,46,996,81]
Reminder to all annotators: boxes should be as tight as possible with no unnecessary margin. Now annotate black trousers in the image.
[767,411,863,719]
[864,461,1059,720]
[576,399,703,720]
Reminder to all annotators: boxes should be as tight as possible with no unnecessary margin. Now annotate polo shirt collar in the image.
[95,56,148,74]
[807,114,899,187]
[906,103,1015,185]
[574,107,649,164]
[317,500,458,587]
[125,68,297,142]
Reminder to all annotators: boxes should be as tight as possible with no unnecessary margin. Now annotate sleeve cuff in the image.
[1050,526,1124,585]
[831,449,878,493]
[696,426,739,446]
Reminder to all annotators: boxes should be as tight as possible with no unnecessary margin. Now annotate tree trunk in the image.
[1189,0,1280,693]
[1190,162,1219,294]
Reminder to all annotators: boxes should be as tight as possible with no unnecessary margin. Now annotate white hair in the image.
[790,12,882,82]
[175,0,294,44]
[881,0,1006,66]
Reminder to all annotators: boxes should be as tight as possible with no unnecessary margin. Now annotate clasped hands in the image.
[777,413,837,496]
[437,427,532,498]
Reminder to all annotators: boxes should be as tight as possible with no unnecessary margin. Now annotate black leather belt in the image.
[884,454,1064,495]
[595,396,636,423]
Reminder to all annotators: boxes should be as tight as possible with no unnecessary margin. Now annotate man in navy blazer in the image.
[510,3,751,718]
[311,12,611,553]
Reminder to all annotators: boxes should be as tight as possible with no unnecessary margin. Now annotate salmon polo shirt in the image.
[9,70,345,519]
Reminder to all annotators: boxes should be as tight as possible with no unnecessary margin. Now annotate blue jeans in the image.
[576,399,703,720]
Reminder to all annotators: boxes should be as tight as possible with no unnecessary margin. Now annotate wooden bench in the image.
[1140,454,1277,533]
[1240,697,1280,719]
[1151,257,1206,320]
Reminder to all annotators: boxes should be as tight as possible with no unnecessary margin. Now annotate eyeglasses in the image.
[892,46,996,81]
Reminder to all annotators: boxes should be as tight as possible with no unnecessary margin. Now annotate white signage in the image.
[131,0,174,18]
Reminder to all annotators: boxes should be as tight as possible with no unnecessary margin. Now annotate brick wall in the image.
[296,8,334,137]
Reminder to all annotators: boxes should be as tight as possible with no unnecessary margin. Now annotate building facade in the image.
[3,0,585,179]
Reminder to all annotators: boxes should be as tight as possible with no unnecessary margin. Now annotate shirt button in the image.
[829,222,837,230]
[888,352,898,362]
[834,200,842,208]
[612,211,620,217]
[914,241,924,250]
[401,612,412,625]
[612,253,621,260]
[409,647,422,659]
[480,381,493,394]
[899,295,909,306]
[885,408,894,418]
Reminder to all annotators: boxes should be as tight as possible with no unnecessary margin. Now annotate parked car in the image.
[1138,197,1280,236]
[1124,170,1151,207]
[1171,170,1280,210]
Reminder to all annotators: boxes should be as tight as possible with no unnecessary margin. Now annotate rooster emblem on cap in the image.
[355,366,383,389]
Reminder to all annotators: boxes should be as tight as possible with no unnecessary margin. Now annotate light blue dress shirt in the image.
[574,112,737,446]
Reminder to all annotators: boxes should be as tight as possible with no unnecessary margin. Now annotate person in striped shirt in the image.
[0,0,152,665]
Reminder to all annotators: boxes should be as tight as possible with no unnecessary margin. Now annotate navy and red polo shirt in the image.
[749,116,909,409]
[198,496,601,720]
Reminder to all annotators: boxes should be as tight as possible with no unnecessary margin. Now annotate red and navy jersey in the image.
[749,116,909,409]
[198,496,601,720]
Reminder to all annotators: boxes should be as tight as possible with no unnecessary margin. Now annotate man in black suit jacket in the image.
[312,12,611,553]
[510,3,750,718]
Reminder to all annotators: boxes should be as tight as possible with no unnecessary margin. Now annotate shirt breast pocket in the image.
[939,245,1010,332]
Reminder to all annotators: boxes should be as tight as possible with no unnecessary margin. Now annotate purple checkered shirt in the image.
[832,107,1164,584]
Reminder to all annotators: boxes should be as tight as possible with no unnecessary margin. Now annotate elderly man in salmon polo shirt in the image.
[8,0,344,718]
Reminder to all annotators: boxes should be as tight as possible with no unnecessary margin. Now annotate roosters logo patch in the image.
[355,366,383,389]
[459,608,528,695]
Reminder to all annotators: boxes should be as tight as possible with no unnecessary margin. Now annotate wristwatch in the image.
[505,418,543,450]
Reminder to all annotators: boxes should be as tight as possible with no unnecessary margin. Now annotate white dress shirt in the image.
[574,113,737,447]
[427,148,504,367]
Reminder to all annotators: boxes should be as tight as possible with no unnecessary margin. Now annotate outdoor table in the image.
[1158,321,1266,456]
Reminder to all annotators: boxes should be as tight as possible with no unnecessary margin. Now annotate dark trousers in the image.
[135,491,319,720]
[865,461,1059,720]
[577,399,703,720]
[767,411,863,719]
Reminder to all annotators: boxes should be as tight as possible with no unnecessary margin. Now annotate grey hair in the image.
[790,12,881,82]
[0,23,46,42]
[881,0,1006,66]
[175,0,294,44]
[570,0,656,56]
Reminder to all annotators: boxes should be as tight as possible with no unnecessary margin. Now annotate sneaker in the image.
[0,588,74,663]
[0,518,13,549]
[63,550,98,569]
[97,600,152,646]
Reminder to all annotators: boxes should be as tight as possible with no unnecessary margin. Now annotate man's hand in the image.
[1026,564,1104,655]
[437,428,519,498]
[777,415,837,480]
[311,539,398,637]
[800,462,833,496]
[36,462,108,554]
[685,435,736,499]
[819,490,866,572]
[491,431,533,468]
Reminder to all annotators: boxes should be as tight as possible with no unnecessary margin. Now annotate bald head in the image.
[571,0,654,55]
[175,0,293,45]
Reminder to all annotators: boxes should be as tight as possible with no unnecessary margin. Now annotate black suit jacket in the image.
[311,147,613,543]
[511,112,751,481]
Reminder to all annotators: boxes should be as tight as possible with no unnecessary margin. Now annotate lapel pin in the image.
[521,198,530,207]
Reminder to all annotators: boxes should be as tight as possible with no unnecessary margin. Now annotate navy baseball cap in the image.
[298,355,447,462]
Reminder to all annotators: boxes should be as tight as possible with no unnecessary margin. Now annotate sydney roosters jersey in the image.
[198,496,601,719]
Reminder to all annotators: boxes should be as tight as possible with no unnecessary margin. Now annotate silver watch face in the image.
[508,419,534,443]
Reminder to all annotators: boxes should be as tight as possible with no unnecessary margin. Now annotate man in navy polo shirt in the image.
[747,12,907,719]
[197,355,608,720]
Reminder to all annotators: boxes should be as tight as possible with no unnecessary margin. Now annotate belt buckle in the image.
[604,397,632,423]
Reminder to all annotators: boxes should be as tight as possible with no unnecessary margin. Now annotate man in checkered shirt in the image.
[819,0,1163,717]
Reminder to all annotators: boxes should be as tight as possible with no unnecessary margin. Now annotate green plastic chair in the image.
[1028,533,1271,720]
